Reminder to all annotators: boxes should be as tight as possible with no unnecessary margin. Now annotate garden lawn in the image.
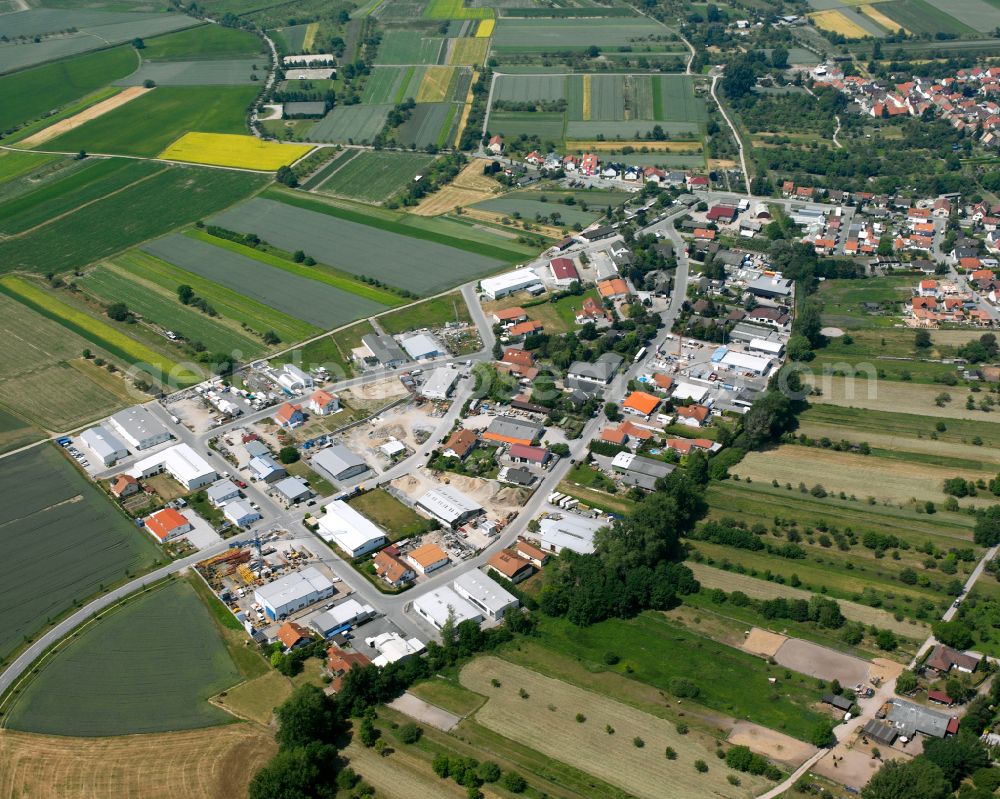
[142,233,389,329]
[0,46,137,134]
[378,292,471,334]
[346,488,434,541]
[0,165,268,276]
[5,579,241,735]
[507,614,830,742]
[47,85,260,157]
[0,445,161,664]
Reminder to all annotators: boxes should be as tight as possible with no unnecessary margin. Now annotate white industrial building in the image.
[400,333,443,360]
[224,500,261,528]
[480,268,544,300]
[412,585,484,630]
[416,485,483,529]
[720,350,772,376]
[308,598,376,637]
[365,632,425,667]
[80,425,129,467]
[316,500,388,557]
[277,364,313,393]
[312,444,369,483]
[747,338,784,358]
[272,476,312,505]
[539,514,605,555]
[206,478,241,507]
[420,366,460,400]
[255,566,335,620]
[130,442,216,490]
[109,407,171,451]
[671,382,710,403]
[453,570,519,621]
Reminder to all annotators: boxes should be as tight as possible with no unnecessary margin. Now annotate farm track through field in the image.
[2,165,169,240]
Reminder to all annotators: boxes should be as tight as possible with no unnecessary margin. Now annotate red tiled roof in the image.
[550,257,579,280]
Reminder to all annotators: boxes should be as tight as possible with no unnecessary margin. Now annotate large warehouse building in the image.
[130,442,216,490]
[481,268,544,300]
[416,485,483,529]
[80,425,129,467]
[412,585,484,629]
[109,407,171,451]
[312,444,370,483]
[316,500,388,558]
[255,566,335,621]
[453,570,518,621]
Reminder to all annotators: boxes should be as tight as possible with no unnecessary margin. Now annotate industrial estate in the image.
[9,0,1000,798]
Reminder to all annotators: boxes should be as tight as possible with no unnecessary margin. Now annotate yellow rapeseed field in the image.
[860,3,908,34]
[476,18,494,37]
[159,132,313,170]
[809,9,870,38]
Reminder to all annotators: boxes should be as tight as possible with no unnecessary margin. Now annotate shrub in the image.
[499,772,527,793]
[633,737,645,748]
[396,722,422,744]
[694,760,708,773]
[665,747,677,760]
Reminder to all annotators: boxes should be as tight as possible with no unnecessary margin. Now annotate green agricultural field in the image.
[362,66,425,104]
[0,12,197,74]
[394,101,459,148]
[472,190,623,227]
[143,233,390,329]
[117,58,266,86]
[0,46,136,133]
[655,74,706,124]
[377,30,446,64]
[424,0,493,19]
[47,85,259,157]
[78,264,266,357]
[346,488,435,541]
[5,578,242,735]
[307,104,392,144]
[271,23,309,54]
[209,193,513,295]
[874,0,975,35]
[299,147,356,190]
[141,23,264,59]
[488,111,565,141]
[0,409,42,455]
[492,17,667,52]
[0,165,267,276]
[0,159,160,236]
[271,320,374,377]
[0,445,161,665]
[492,73,566,103]
[0,293,133,430]
[512,614,830,742]
[0,276,199,386]
[378,291,471,334]
[316,150,437,203]
[0,150,61,184]
[921,0,1000,30]
[184,230,405,307]
[113,250,318,344]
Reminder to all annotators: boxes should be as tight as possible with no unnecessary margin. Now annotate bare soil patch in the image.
[388,692,461,731]
[412,159,500,216]
[727,721,817,768]
[742,627,787,658]
[773,638,869,686]
[0,724,275,799]
[22,87,153,147]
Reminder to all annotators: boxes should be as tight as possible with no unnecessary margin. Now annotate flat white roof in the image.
[207,479,240,503]
[453,569,518,616]
[401,333,440,359]
[749,338,783,354]
[672,382,709,402]
[417,485,482,524]
[721,351,772,372]
[131,442,215,485]
[412,585,484,628]
[539,515,605,555]
[224,500,258,523]
[366,631,424,666]
[80,425,127,459]
[421,366,460,399]
[321,598,375,627]
[481,267,542,295]
[317,500,387,552]
[255,566,333,608]
[110,406,170,443]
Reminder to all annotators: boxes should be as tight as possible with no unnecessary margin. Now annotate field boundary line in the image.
[5,166,170,239]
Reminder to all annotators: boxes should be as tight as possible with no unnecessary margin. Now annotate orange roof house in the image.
[487,550,535,583]
[693,228,716,240]
[508,320,543,337]
[675,404,710,426]
[373,550,415,587]
[501,347,535,368]
[277,621,311,650]
[651,374,674,392]
[274,402,304,428]
[622,390,661,418]
[405,542,450,574]
[960,257,982,271]
[443,428,478,460]
[516,537,550,568]
[601,427,628,445]
[111,473,139,497]
[327,645,371,691]
[597,278,630,298]
[493,307,528,324]
[665,438,714,455]
[144,508,191,542]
